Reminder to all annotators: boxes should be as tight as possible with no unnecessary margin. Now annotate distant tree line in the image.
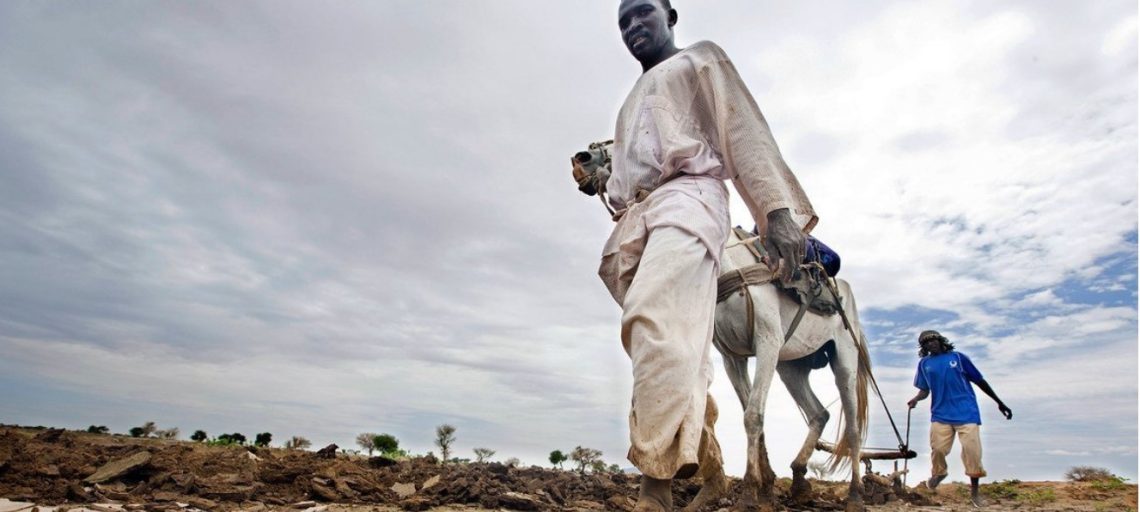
[81,420,623,472]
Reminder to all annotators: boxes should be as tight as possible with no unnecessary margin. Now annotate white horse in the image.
[572,148,871,511]
[715,229,870,512]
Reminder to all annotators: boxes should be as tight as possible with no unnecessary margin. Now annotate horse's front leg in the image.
[739,345,780,512]
[776,359,830,503]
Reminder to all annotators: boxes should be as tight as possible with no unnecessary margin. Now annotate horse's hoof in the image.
[789,477,813,501]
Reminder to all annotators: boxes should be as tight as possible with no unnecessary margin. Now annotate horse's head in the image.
[571,140,614,197]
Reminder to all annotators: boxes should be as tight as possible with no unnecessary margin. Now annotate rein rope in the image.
[821,272,908,455]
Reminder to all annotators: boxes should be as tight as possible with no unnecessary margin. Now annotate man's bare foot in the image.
[635,475,673,512]
[927,474,946,490]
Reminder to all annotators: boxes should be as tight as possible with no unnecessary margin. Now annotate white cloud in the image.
[0,0,1134,482]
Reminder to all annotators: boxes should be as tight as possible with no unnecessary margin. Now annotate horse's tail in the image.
[827,281,870,473]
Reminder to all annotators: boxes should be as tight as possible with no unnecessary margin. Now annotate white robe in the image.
[598,41,817,479]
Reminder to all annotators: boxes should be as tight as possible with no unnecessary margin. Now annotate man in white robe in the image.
[601,1,819,510]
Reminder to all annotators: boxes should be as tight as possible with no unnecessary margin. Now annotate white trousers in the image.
[608,225,719,479]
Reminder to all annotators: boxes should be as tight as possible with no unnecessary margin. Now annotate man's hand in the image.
[763,208,805,282]
[998,402,1013,420]
[907,390,928,409]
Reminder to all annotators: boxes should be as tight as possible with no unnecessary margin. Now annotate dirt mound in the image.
[2,427,1134,511]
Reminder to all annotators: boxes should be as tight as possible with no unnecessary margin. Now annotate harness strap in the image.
[716,263,775,302]
[784,301,809,342]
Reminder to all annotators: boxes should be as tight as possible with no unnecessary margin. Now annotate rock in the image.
[309,478,339,502]
[606,495,636,512]
[499,492,542,511]
[568,500,605,510]
[185,497,218,510]
[151,491,181,502]
[67,482,92,501]
[332,478,358,498]
[289,502,316,509]
[38,464,61,477]
[368,456,397,468]
[421,475,441,490]
[170,473,196,491]
[0,499,36,512]
[34,428,66,442]
[199,485,256,501]
[391,482,417,499]
[397,496,432,512]
[84,505,124,512]
[83,452,152,484]
[244,451,261,462]
[315,444,338,459]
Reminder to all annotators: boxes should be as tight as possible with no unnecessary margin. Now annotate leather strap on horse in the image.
[716,263,774,348]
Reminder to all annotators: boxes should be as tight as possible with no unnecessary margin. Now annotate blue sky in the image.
[0,0,1135,484]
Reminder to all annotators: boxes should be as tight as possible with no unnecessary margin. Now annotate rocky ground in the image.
[0,426,1134,511]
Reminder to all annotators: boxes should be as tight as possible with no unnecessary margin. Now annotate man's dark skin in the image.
[907,336,1012,506]
[616,1,806,510]
[617,0,806,285]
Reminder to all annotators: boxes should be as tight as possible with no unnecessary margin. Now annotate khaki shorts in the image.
[930,422,986,479]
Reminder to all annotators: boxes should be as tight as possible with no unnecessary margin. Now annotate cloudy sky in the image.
[1,0,1135,483]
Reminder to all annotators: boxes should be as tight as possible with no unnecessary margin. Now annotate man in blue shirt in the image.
[908,330,1012,507]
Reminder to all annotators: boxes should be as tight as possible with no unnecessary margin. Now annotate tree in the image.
[373,434,400,455]
[434,424,456,462]
[549,450,568,469]
[157,427,179,439]
[504,457,521,468]
[86,425,109,434]
[356,432,379,455]
[218,432,247,445]
[191,430,208,442]
[473,447,496,463]
[129,427,146,438]
[1066,466,1119,482]
[570,446,602,473]
[138,421,158,438]
[589,460,608,474]
[285,436,311,450]
[255,432,272,447]
[608,463,621,474]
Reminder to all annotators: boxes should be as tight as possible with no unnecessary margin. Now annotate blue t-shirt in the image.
[914,351,984,425]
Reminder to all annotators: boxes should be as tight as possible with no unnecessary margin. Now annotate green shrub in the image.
[1091,476,1130,492]
[1019,488,1056,505]
[983,479,1021,499]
